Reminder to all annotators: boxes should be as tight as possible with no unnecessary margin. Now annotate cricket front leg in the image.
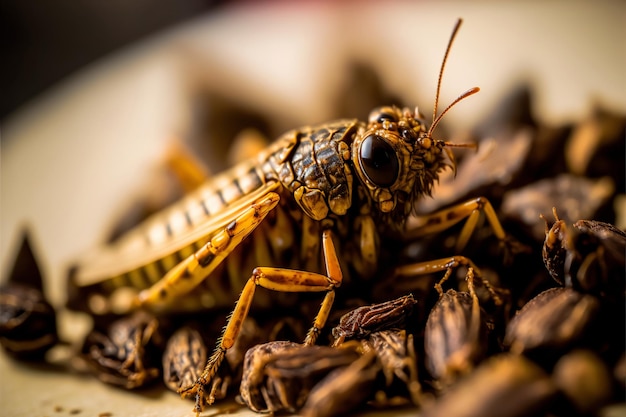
[394,255,502,305]
[180,229,343,414]
[406,196,527,259]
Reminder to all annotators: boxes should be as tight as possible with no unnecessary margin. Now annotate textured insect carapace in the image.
[67,18,514,414]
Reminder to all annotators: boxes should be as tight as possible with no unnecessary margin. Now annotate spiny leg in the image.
[133,192,280,311]
[180,229,343,414]
[394,255,502,305]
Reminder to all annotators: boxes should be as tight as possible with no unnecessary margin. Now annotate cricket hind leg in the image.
[179,229,343,414]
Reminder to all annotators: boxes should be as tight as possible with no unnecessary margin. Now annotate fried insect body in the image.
[424,285,488,384]
[239,333,416,416]
[300,350,380,417]
[162,317,294,405]
[330,295,422,407]
[503,287,599,357]
[363,329,422,407]
[239,341,362,413]
[0,232,58,359]
[163,325,209,393]
[331,295,422,406]
[331,294,417,346]
[81,311,163,389]
[542,208,626,297]
[162,323,240,408]
[0,283,58,359]
[238,294,422,415]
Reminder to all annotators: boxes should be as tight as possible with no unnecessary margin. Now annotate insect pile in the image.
[2,18,625,417]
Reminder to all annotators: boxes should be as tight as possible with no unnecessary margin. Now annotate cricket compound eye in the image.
[359,134,399,188]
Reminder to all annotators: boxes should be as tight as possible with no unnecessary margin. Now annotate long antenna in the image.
[427,18,480,139]
[428,87,480,138]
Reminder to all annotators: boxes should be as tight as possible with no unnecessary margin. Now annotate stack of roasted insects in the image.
[2,20,625,417]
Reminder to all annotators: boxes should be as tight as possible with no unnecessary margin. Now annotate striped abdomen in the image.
[68,119,369,315]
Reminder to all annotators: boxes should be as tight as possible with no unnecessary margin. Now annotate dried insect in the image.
[362,329,422,407]
[300,349,380,417]
[239,341,363,414]
[239,330,418,416]
[331,294,416,346]
[0,283,58,359]
[0,232,58,359]
[503,287,599,357]
[80,311,163,389]
[541,207,626,297]
[66,19,515,413]
[424,272,489,386]
[163,325,212,394]
[331,295,422,406]
[162,316,297,406]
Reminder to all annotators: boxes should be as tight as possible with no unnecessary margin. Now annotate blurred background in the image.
[1,1,625,415]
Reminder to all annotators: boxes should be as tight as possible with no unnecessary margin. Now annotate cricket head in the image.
[351,18,478,222]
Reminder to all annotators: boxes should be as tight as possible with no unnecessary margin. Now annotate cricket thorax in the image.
[262,120,362,222]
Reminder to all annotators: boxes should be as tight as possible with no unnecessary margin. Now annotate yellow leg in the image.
[394,255,501,304]
[180,229,343,413]
[133,193,280,310]
[406,196,506,252]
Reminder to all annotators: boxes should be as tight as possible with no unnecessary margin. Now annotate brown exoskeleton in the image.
[80,311,163,389]
[0,231,58,360]
[541,207,626,298]
[67,19,516,413]
[240,295,422,416]
[424,270,490,387]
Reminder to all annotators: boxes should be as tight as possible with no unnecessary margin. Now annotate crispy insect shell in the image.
[424,289,488,383]
[0,283,58,359]
[363,329,422,406]
[331,294,416,344]
[504,287,599,356]
[301,350,379,417]
[0,231,58,359]
[81,311,162,389]
[542,213,626,294]
[567,219,626,295]
[239,341,360,413]
[163,325,208,392]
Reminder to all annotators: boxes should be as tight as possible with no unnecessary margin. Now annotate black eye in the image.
[399,127,416,142]
[359,135,399,187]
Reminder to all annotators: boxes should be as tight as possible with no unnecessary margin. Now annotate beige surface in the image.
[1,2,625,416]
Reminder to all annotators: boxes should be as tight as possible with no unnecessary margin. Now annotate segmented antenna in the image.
[427,18,480,140]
